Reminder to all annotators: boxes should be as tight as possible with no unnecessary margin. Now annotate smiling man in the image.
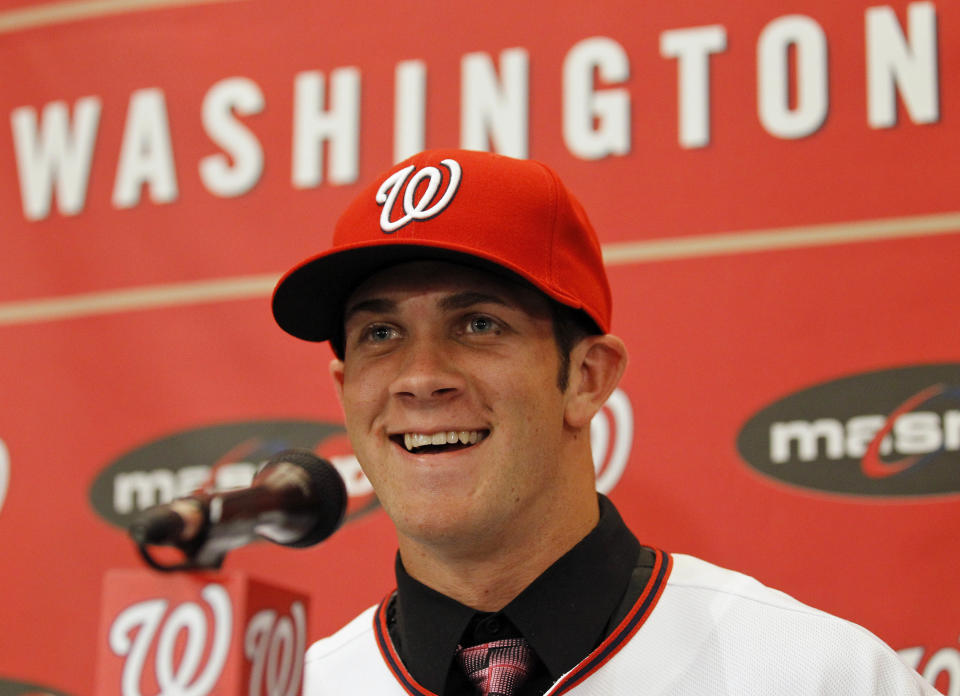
[272,150,940,696]
[334,260,609,602]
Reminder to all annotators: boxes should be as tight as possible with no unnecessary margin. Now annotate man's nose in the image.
[389,337,465,402]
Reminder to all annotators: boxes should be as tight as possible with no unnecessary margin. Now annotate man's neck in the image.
[397,490,600,612]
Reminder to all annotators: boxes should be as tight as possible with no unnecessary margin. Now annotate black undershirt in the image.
[386,495,654,696]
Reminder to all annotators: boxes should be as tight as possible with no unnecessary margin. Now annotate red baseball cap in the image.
[272,149,611,342]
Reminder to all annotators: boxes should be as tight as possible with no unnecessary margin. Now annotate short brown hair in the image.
[550,302,600,391]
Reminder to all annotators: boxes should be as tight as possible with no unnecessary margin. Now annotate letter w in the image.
[11,97,101,221]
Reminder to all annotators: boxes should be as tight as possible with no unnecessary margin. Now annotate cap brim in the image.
[272,242,554,342]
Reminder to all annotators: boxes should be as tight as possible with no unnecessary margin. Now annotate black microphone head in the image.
[129,506,186,546]
[263,449,348,548]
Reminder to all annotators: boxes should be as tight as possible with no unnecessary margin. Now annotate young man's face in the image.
[330,260,577,553]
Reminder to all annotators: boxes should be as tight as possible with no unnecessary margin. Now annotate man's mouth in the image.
[391,430,489,454]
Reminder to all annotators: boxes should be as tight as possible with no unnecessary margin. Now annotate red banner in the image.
[1,1,957,693]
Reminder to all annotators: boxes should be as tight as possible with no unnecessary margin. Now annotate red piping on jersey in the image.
[374,593,439,696]
[547,547,672,694]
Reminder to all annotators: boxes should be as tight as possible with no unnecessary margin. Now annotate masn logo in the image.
[89,420,379,530]
[737,364,960,498]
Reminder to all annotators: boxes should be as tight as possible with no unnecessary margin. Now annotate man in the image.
[272,149,940,695]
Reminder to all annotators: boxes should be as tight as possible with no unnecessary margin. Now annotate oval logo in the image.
[737,364,960,498]
[89,420,379,530]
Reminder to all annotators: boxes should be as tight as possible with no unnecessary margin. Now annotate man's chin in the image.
[395,505,515,556]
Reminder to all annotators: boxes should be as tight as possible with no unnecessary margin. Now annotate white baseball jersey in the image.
[303,551,941,695]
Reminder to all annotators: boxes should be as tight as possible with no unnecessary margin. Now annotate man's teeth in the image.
[402,431,482,451]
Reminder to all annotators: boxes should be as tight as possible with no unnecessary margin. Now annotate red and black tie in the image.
[456,637,533,696]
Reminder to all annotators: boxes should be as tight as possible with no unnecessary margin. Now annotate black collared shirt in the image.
[386,495,653,696]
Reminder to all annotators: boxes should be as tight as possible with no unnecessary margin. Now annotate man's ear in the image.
[564,334,628,428]
[329,358,345,404]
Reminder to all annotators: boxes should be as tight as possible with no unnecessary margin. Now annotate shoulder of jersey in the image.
[305,604,379,663]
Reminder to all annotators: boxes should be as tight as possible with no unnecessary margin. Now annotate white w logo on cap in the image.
[375,158,462,233]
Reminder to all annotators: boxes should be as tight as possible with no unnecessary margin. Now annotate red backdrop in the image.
[1,1,958,693]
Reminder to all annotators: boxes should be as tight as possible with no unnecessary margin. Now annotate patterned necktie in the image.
[456,637,534,696]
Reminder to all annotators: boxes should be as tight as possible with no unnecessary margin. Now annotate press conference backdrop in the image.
[1,0,958,693]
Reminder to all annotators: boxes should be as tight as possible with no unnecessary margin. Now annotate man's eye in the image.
[465,315,501,334]
[364,324,398,342]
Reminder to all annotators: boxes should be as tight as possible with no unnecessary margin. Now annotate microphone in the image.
[128,449,347,568]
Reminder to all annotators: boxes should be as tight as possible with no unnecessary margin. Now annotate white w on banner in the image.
[109,585,232,696]
[244,603,306,696]
[0,438,8,515]
[592,388,633,494]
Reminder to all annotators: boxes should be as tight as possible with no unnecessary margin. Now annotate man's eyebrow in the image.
[438,291,511,311]
[343,291,511,323]
[343,298,397,323]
